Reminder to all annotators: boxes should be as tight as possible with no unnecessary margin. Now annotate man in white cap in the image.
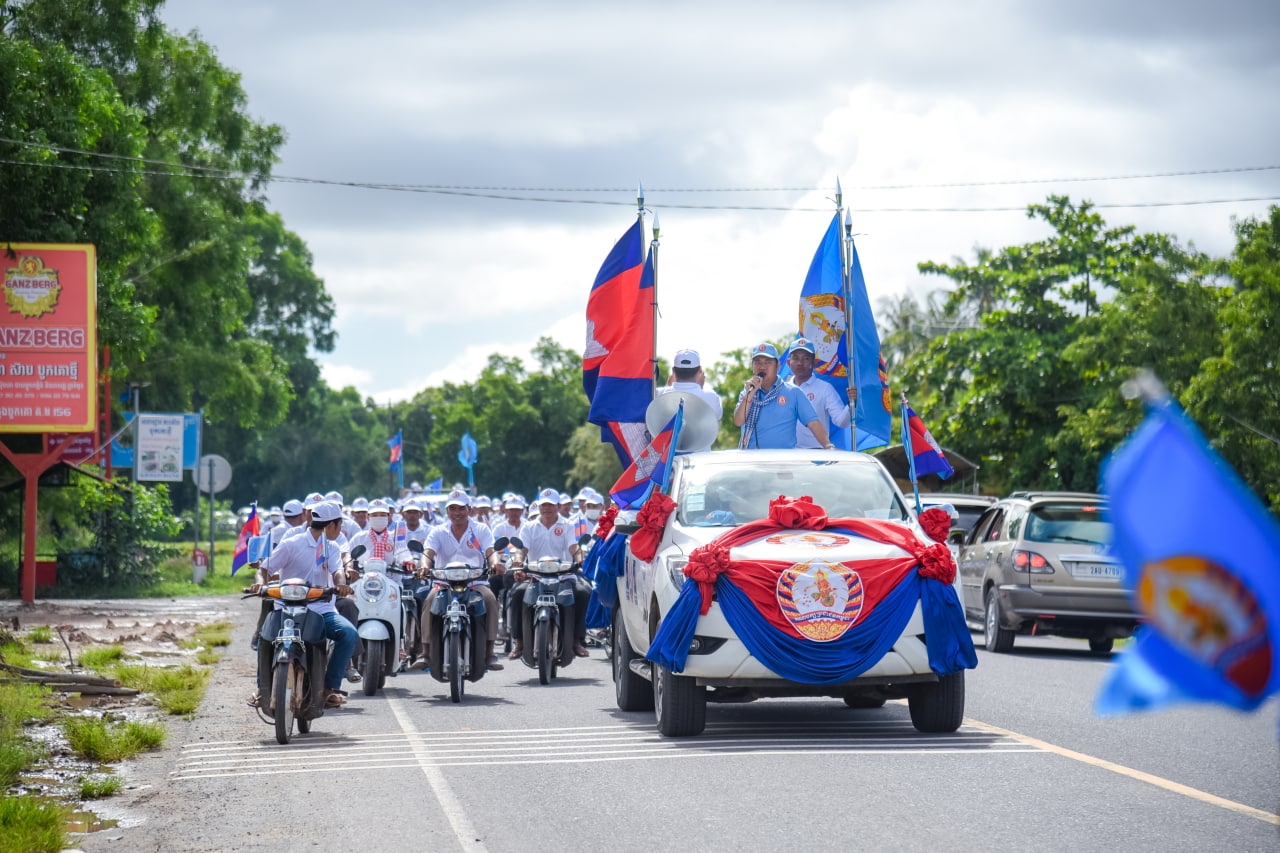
[734,341,832,450]
[415,489,505,670]
[471,495,493,527]
[786,337,853,449]
[507,488,590,660]
[250,501,357,708]
[270,499,306,549]
[348,496,371,536]
[660,348,723,420]
[279,492,326,542]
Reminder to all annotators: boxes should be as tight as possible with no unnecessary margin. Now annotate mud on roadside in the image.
[0,596,242,839]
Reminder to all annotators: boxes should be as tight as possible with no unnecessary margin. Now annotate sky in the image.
[159,0,1280,403]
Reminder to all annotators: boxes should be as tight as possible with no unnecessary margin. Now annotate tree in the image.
[1186,206,1280,511]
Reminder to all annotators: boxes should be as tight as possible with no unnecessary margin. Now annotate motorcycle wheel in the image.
[362,638,382,696]
[535,619,552,685]
[550,622,560,680]
[447,632,464,703]
[273,661,293,745]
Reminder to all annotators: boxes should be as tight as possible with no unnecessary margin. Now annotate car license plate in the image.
[1068,562,1122,580]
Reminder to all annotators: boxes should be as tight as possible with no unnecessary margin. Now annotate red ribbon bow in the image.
[918,507,952,545]
[595,504,619,540]
[629,493,676,563]
[767,495,828,530]
[684,543,732,615]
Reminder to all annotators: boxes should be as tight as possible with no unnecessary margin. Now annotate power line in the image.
[1,140,1278,213]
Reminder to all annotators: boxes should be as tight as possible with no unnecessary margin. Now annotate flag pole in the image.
[836,179,859,445]
[640,182,659,399]
[900,391,922,515]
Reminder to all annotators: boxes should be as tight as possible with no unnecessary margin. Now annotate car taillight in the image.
[1013,550,1054,574]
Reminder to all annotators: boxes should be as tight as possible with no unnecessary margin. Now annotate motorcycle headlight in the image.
[360,575,385,601]
[666,556,689,588]
[278,581,310,602]
[441,567,473,582]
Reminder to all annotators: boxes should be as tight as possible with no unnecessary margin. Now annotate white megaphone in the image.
[644,391,720,453]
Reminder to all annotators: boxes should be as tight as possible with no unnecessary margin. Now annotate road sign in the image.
[196,454,231,494]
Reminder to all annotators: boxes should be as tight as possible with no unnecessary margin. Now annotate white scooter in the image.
[349,544,412,697]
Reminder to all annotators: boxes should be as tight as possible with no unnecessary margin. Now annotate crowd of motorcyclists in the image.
[246,484,607,708]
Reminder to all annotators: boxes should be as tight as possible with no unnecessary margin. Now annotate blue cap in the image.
[751,341,779,360]
[789,337,816,356]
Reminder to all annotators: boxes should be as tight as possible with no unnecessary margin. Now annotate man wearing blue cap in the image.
[733,341,833,450]
[787,336,853,449]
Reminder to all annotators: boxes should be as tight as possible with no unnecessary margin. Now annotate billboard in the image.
[0,244,97,432]
[135,414,185,482]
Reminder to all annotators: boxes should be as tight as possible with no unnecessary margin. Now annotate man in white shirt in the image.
[787,337,853,449]
[250,501,357,708]
[507,488,589,660]
[659,348,724,420]
[415,490,504,670]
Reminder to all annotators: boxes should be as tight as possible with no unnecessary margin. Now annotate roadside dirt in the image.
[0,596,243,847]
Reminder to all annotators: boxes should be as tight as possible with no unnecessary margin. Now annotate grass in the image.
[181,621,232,650]
[110,664,211,716]
[77,775,121,799]
[25,626,52,644]
[62,716,165,762]
[30,537,245,600]
[194,649,222,666]
[0,795,65,853]
[0,667,54,789]
[77,645,125,670]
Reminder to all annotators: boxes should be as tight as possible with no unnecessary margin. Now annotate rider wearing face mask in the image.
[346,499,398,562]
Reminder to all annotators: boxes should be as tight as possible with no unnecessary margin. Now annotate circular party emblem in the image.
[776,560,863,642]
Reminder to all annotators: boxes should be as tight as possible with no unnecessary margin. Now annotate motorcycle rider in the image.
[414,489,505,670]
[348,496,371,535]
[507,488,589,660]
[249,500,357,709]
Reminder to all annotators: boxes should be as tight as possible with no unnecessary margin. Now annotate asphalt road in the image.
[81,598,1280,853]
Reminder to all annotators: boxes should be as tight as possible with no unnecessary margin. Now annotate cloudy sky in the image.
[160,0,1280,403]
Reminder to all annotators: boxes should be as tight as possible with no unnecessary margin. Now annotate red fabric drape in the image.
[679,495,957,631]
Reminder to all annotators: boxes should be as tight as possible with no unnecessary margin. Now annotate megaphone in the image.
[645,392,719,452]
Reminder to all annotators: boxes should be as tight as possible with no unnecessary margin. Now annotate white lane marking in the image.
[963,718,1280,826]
[387,695,487,853]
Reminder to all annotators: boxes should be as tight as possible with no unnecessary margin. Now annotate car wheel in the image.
[984,588,1014,653]
[654,664,706,737]
[842,695,886,709]
[613,608,654,712]
[907,671,965,733]
[1089,637,1114,655]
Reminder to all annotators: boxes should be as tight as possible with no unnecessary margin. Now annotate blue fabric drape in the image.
[583,534,628,629]
[648,571,976,682]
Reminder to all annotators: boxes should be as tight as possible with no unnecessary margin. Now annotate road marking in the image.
[387,695,487,853]
[963,718,1280,826]
[171,720,1038,779]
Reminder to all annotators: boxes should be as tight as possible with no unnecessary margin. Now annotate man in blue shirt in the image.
[733,341,833,450]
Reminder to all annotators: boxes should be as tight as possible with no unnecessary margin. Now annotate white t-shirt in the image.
[793,375,852,448]
[425,520,494,566]
[518,517,577,562]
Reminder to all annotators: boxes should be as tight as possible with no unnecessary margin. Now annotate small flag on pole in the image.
[610,401,684,510]
[900,399,954,481]
[230,503,260,576]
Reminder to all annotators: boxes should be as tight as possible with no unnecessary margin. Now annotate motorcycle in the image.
[244,579,335,745]
[424,556,491,703]
[348,544,411,697]
[517,552,579,685]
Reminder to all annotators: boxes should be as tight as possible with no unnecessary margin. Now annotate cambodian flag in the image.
[610,401,683,510]
[387,430,402,469]
[230,503,259,576]
[584,220,654,465]
[901,402,953,480]
[1096,394,1280,715]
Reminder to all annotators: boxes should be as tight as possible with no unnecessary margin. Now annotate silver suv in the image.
[957,492,1139,654]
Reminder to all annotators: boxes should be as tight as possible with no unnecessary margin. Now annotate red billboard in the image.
[0,244,97,432]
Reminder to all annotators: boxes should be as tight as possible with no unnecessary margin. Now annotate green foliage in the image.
[25,627,51,644]
[0,681,52,788]
[56,481,181,588]
[0,795,66,853]
[62,715,165,762]
[77,645,125,670]
[109,664,210,715]
[78,775,121,799]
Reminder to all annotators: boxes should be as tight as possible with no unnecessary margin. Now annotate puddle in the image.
[66,809,119,833]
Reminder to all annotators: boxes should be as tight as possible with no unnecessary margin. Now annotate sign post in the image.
[0,244,97,602]
[197,453,232,572]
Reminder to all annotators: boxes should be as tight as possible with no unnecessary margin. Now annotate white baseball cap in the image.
[674,349,700,368]
[311,501,343,523]
[445,489,470,508]
[534,488,560,506]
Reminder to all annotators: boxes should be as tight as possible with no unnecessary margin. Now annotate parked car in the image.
[614,449,970,737]
[957,491,1139,654]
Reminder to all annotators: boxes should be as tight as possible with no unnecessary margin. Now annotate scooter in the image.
[424,556,490,703]
[348,544,408,697]
[244,579,335,745]
[518,555,579,685]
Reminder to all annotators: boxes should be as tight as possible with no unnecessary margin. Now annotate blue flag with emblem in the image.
[1095,392,1280,716]
[457,431,478,489]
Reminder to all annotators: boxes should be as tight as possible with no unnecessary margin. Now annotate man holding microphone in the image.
[733,341,833,450]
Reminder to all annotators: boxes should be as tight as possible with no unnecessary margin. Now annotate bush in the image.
[56,481,182,588]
